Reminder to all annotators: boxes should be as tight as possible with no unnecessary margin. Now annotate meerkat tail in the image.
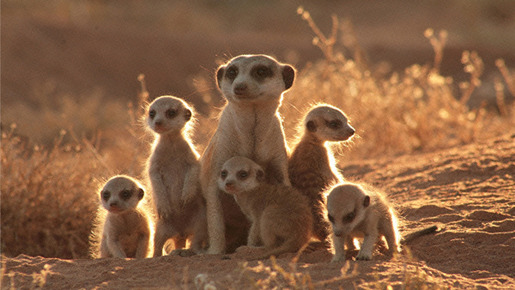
[401,225,439,244]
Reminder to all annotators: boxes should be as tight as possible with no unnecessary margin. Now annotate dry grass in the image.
[1,6,514,262]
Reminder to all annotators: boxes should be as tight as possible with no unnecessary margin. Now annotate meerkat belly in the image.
[118,230,140,257]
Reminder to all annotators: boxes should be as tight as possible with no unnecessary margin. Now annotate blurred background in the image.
[2,0,515,144]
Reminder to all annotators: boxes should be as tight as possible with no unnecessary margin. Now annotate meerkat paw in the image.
[356,250,372,260]
[331,254,346,263]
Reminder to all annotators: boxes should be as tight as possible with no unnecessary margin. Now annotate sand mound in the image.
[2,132,514,289]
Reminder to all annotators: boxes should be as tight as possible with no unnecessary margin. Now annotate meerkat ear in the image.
[184,109,192,121]
[282,65,295,90]
[256,169,265,182]
[216,65,226,89]
[307,120,317,132]
[363,195,370,208]
[138,188,144,200]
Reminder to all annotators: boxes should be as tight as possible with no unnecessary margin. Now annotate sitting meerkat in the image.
[146,96,208,257]
[218,156,312,260]
[288,104,355,247]
[200,54,296,254]
[326,183,400,262]
[90,175,152,259]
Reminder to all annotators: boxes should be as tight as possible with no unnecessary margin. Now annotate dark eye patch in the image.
[225,66,238,81]
[342,209,356,223]
[120,189,132,200]
[251,65,273,80]
[166,109,177,119]
[237,170,248,179]
[149,110,156,119]
[102,190,111,201]
[221,170,228,179]
[326,119,342,129]
[328,214,335,224]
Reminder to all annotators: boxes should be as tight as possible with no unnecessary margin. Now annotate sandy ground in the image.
[2,132,514,289]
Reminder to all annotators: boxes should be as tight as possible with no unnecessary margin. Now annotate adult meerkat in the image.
[288,104,355,247]
[146,96,208,257]
[327,183,401,262]
[90,175,152,259]
[200,54,295,254]
[218,156,312,260]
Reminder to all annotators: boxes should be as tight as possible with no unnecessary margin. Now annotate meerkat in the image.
[146,96,208,257]
[288,104,355,247]
[90,175,152,259]
[327,182,402,262]
[218,156,312,260]
[200,54,296,254]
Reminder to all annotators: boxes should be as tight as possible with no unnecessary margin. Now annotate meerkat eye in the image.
[166,109,177,119]
[220,170,228,179]
[343,212,356,223]
[253,65,272,79]
[237,170,248,179]
[120,189,132,200]
[326,119,342,129]
[226,66,238,80]
[328,214,335,224]
[102,190,111,201]
[149,110,156,119]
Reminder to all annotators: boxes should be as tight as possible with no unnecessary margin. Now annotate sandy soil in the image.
[2,132,514,289]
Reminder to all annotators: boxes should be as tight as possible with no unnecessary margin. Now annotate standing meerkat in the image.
[327,183,400,262]
[146,96,208,257]
[288,104,355,247]
[90,175,152,259]
[200,54,296,254]
[218,156,312,260]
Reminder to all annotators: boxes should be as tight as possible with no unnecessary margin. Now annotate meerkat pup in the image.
[146,96,208,257]
[90,175,152,259]
[200,54,296,254]
[218,156,312,260]
[288,104,355,247]
[327,183,401,262]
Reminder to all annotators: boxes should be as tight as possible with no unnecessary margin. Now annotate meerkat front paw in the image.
[356,250,372,260]
[331,254,346,263]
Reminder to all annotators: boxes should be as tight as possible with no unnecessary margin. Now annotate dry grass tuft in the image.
[1,129,103,258]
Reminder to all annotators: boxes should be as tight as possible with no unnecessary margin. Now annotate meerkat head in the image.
[304,105,355,143]
[146,96,193,135]
[216,54,295,103]
[100,175,145,214]
[218,156,265,195]
[327,183,370,237]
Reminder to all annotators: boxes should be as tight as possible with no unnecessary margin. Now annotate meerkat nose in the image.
[349,128,355,136]
[225,181,235,191]
[334,230,343,237]
[234,83,248,95]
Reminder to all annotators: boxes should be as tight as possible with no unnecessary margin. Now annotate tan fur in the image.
[146,96,208,256]
[288,104,355,247]
[90,175,152,259]
[327,183,400,262]
[218,157,312,259]
[200,55,296,254]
